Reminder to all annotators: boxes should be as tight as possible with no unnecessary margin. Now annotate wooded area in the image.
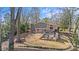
[0,7,79,51]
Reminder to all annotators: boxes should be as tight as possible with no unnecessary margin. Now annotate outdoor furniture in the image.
[41,28,60,41]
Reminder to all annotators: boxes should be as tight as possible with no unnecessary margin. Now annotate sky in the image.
[2,7,79,22]
[40,7,63,18]
[0,7,63,19]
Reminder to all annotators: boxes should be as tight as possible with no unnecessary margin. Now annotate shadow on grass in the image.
[41,38,68,43]
[56,39,68,43]
[16,43,72,51]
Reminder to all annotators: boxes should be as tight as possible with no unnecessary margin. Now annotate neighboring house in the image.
[35,21,59,33]
[47,21,60,30]
[35,22,47,33]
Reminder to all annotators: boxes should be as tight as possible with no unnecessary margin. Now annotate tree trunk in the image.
[16,16,21,42]
[25,20,28,32]
[0,21,2,51]
[8,7,15,51]
[68,13,72,33]
[16,7,22,43]
[68,25,71,32]
[77,27,79,50]
[78,27,79,42]
[73,19,79,50]
[57,27,60,39]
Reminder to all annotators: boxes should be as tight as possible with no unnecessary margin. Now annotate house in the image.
[35,21,60,33]
[35,22,47,33]
[47,21,60,29]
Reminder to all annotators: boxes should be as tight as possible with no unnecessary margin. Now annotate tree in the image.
[31,7,40,24]
[3,13,10,40]
[60,8,77,32]
[15,7,22,42]
[72,17,79,50]
[0,18,2,51]
[43,18,49,23]
[23,7,40,33]
[8,7,22,43]
[21,8,30,32]
[8,7,15,50]
[0,8,4,51]
[60,8,71,31]
[67,8,73,32]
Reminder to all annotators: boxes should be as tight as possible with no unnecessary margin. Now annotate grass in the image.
[14,33,73,51]
[20,33,71,50]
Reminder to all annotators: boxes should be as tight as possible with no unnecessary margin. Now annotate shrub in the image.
[20,23,29,33]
